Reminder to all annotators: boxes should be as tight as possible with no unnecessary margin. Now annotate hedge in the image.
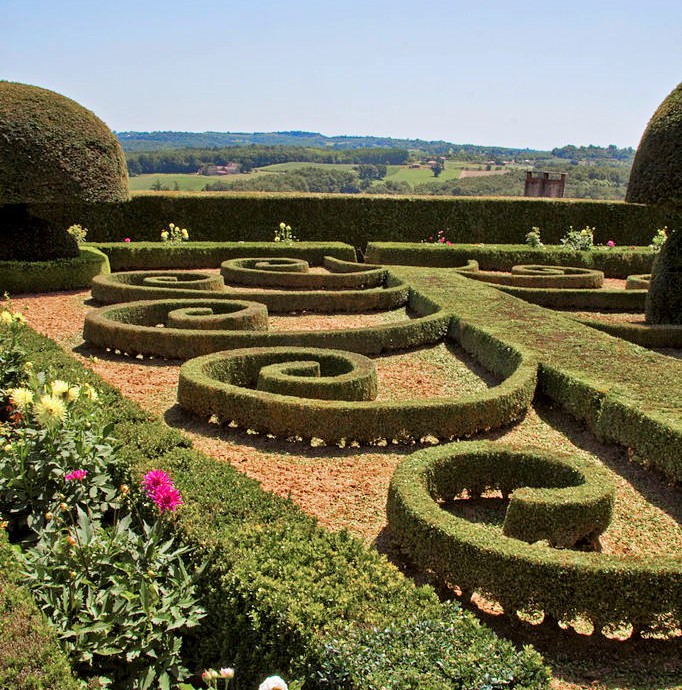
[176,332,537,444]
[494,286,647,311]
[90,269,410,313]
[0,247,110,295]
[365,242,658,278]
[26,194,681,249]
[464,265,604,289]
[220,256,386,289]
[387,441,682,632]
[0,527,80,690]
[5,321,551,689]
[83,290,447,359]
[574,318,682,349]
[390,265,682,483]
[83,241,357,271]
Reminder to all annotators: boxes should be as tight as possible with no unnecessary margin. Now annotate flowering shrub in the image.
[606,239,616,248]
[196,670,290,690]
[560,226,595,251]
[161,222,190,244]
[423,229,453,246]
[66,223,88,244]
[0,301,29,416]
[649,226,668,252]
[524,227,543,248]
[274,221,297,244]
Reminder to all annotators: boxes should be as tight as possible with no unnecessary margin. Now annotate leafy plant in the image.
[161,222,189,244]
[525,227,543,248]
[560,225,595,251]
[66,224,88,244]
[649,226,668,251]
[423,229,453,245]
[0,301,29,416]
[274,221,297,244]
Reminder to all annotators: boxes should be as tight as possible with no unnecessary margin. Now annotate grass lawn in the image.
[128,172,254,192]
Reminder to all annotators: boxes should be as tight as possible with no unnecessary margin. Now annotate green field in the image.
[128,172,253,192]
[257,162,359,173]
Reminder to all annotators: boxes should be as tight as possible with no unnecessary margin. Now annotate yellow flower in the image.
[161,231,169,240]
[274,235,281,242]
[66,386,80,402]
[9,387,34,411]
[279,222,286,230]
[33,394,67,427]
[50,380,70,397]
[0,310,13,326]
[82,384,99,401]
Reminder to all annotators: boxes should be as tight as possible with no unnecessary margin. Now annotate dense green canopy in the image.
[626,82,682,206]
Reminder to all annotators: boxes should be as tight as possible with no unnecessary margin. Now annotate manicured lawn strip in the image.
[8,325,550,689]
[391,266,682,481]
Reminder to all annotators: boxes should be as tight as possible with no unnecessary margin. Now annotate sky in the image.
[2,0,681,150]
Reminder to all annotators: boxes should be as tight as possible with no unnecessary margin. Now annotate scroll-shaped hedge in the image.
[465,265,604,289]
[495,285,647,312]
[220,256,386,289]
[387,440,681,632]
[83,290,448,359]
[626,274,651,290]
[90,270,409,313]
[177,338,537,444]
[165,303,268,331]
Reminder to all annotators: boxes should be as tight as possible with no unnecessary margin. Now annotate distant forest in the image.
[119,130,635,200]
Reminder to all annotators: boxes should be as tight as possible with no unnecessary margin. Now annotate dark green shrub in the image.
[646,228,682,323]
[626,82,682,206]
[575,318,682,349]
[0,247,110,294]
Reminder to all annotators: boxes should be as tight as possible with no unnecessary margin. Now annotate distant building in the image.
[524,171,566,198]
[200,163,241,176]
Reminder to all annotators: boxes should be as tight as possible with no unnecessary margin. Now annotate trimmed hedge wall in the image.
[0,247,110,295]
[365,242,658,278]
[83,291,446,359]
[0,527,80,690]
[90,268,409,313]
[574,318,682,349]
[387,440,681,632]
[27,195,681,248]
[7,321,551,689]
[495,286,647,312]
[84,241,356,271]
[465,265,604,289]
[176,333,537,444]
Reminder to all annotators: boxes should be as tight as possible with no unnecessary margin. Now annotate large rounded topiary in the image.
[626,82,682,206]
[0,81,128,260]
[646,228,681,324]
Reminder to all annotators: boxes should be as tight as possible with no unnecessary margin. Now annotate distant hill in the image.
[115,129,545,158]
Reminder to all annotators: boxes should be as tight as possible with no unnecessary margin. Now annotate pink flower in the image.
[142,469,173,495]
[123,237,131,243]
[152,484,183,513]
[607,240,615,247]
[65,469,88,482]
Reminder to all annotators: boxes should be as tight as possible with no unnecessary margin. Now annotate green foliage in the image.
[649,226,668,251]
[626,82,682,206]
[0,81,128,205]
[274,221,297,244]
[646,227,682,324]
[0,247,110,294]
[525,227,543,248]
[66,224,88,244]
[161,221,190,244]
[0,306,29,415]
[560,225,595,251]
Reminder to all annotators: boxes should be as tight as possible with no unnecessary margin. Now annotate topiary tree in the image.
[626,82,682,206]
[0,81,128,260]
[646,228,681,323]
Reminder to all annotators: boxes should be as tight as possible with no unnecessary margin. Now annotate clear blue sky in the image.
[2,0,681,150]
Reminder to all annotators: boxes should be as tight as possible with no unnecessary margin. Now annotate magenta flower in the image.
[607,240,615,247]
[123,237,131,243]
[65,469,88,482]
[152,484,184,513]
[142,469,173,495]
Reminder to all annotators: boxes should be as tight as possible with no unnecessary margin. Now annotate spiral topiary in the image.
[0,81,128,260]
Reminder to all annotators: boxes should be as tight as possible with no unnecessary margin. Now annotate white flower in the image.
[274,235,281,242]
[50,380,70,397]
[33,394,67,426]
[9,387,34,411]
[181,228,189,239]
[161,230,169,240]
[259,676,288,690]
[279,222,286,230]
[219,667,234,679]
[66,386,80,402]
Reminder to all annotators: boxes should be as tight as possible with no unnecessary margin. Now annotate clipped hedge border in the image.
[387,440,682,632]
[83,291,448,359]
[10,319,551,689]
[177,324,538,445]
[90,269,410,313]
[365,242,657,279]
[464,265,604,289]
[0,247,110,295]
[495,285,647,311]
[0,527,80,690]
[220,256,386,290]
[574,318,682,349]
[84,241,357,271]
[626,274,651,290]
